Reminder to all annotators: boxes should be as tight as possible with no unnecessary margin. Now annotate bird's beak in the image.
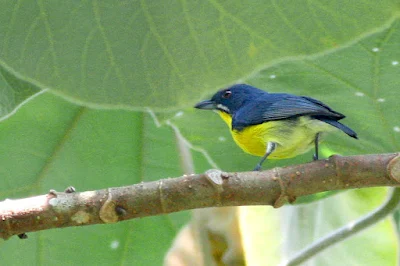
[194,99,217,110]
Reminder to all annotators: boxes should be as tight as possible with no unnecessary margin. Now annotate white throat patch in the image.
[217,104,230,113]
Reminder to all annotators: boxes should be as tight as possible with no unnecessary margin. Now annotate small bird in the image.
[194,84,358,171]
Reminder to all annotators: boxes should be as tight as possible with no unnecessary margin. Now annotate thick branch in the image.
[0,153,399,240]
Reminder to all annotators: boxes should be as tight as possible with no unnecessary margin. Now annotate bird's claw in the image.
[253,164,262,171]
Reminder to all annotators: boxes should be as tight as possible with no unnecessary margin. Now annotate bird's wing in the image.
[232,94,344,130]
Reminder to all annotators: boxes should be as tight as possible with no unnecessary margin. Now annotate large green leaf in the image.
[169,14,400,266]
[0,1,399,112]
[0,67,40,119]
[1,2,400,265]
[0,93,190,265]
[173,18,400,173]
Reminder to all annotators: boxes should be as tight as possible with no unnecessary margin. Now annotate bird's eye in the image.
[222,90,231,99]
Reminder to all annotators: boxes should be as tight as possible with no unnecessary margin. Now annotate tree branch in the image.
[280,187,400,266]
[0,153,399,240]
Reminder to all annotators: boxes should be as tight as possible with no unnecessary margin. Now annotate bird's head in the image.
[194,84,267,114]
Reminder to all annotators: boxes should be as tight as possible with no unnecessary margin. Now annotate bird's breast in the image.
[217,111,334,159]
[232,123,272,156]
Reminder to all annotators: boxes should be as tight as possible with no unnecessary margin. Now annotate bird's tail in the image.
[317,118,358,139]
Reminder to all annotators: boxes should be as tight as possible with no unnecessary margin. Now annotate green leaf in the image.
[278,188,396,266]
[0,93,189,265]
[240,189,396,265]
[173,18,400,176]
[1,2,400,265]
[0,66,40,120]
[0,1,399,111]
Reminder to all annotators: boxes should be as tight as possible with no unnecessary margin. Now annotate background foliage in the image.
[0,1,399,265]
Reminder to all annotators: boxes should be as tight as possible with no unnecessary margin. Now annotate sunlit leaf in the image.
[0,1,398,111]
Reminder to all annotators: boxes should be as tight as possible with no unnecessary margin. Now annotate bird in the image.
[194,84,358,171]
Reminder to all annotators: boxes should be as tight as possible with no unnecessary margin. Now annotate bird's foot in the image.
[253,164,262,171]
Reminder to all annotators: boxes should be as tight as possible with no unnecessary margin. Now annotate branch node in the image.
[272,168,296,208]
[388,154,400,183]
[158,179,168,213]
[273,168,287,208]
[48,189,58,197]
[221,172,230,180]
[64,186,76,193]
[115,206,127,216]
[1,211,12,240]
[99,189,119,224]
[204,169,224,191]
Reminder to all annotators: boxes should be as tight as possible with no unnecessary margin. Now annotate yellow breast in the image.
[217,111,334,159]
[218,111,271,156]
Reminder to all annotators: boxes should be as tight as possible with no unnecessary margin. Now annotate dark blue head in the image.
[194,84,268,114]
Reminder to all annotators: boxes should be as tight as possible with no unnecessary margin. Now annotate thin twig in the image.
[281,187,400,266]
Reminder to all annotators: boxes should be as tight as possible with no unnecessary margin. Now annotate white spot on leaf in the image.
[110,240,120,249]
[377,98,385,102]
[218,136,226,142]
[174,111,184,118]
[372,47,380,52]
[394,126,400,132]
[392,61,399,66]
[269,74,276,79]
[355,92,365,97]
